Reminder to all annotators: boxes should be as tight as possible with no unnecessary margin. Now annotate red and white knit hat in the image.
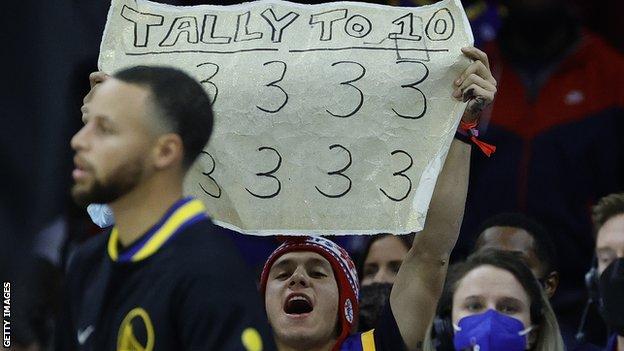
[260,236,360,351]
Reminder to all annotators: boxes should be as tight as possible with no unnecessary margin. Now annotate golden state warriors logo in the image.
[117,308,155,351]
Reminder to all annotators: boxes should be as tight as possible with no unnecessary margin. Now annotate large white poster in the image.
[99,0,473,235]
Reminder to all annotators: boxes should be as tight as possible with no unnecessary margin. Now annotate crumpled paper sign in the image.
[99,0,473,235]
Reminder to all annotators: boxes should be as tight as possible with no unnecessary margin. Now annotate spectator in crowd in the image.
[357,234,414,332]
[472,212,604,350]
[56,66,275,350]
[259,46,496,351]
[591,193,624,351]
[426,249,564,351]
[473,213,559,298]
[459,0,624,337]
[360,235,415,286]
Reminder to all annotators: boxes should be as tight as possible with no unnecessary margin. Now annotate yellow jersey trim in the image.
[107,198,206,262]
[361,329,376,351]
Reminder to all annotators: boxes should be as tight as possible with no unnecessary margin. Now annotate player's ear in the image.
[152,133,184,170]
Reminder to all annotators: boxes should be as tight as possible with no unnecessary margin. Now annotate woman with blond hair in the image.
[424,249,564,351]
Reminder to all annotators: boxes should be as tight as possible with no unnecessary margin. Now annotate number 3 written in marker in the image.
[379,150,413,202]
[256,61,289,114]
[326,61,366,118]
[198,151,221,199]
[197,62,219,105]
[315,144,353,198]
[245,146,283,199]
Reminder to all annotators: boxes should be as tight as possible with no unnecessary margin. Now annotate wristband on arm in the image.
[455,120,496,157]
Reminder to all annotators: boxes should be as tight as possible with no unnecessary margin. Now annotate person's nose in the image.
[288,267,309,288]
[71,123,91,152]
[372,266,395,284]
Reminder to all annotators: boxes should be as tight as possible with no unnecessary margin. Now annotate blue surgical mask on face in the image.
[453,309,533,351]
[86,203,115,228]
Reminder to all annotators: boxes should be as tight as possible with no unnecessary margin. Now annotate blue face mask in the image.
[86,203,115,228]
[453,309,533,351]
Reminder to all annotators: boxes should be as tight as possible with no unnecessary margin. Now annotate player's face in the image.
[265,251,340,350]
[596,214,624,275]
[452,265,532,328]
[361,235,408,286]
[71,78,156,206]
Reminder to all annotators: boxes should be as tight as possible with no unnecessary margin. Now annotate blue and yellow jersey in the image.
[341,330,378,351]
[340,304,408,351]
[56,197,275,351]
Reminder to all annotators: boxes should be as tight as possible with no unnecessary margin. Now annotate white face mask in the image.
[86,203,115,228]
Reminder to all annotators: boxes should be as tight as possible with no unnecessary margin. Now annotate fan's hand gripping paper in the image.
[99,0,473,235]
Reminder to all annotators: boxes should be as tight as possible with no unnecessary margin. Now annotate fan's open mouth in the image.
[284,294,313,315]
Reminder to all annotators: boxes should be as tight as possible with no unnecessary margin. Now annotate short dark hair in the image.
[474,212,557,273]
[437,249,544,326]
[114,66,213,168]
[592,193,624,237]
